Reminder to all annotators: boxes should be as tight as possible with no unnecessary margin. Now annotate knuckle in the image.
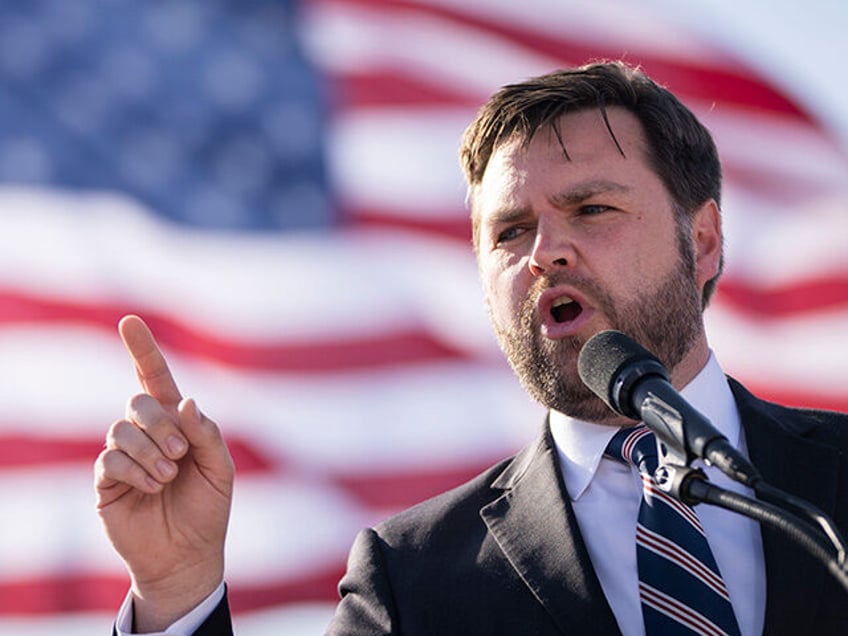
[99,447,128,479]
[125,392,155,417]
[93,448,111,480]
[135,438,166,468]
[106,418,165,467]
[106,419,136,449]
[126,393,175,434]
[99,447,160,491]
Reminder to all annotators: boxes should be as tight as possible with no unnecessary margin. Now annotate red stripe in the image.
[332,70,481,108]
[0,432,494,511]
[0,290,471,372]
[637,526,728,598]
[717,276,848,317]
[622,427,651,462]
[332,458,497,509]
[640,582,727,636]
[334,60,810,123]
[0,575,127,614]
[735,382,848,416]
[229,567,344,612]
[0,433,277,474]
[723,163,843,206]
[0,568,344,614]
[643,478,703,530]
[340,204,473,242]
[327,0,814,121]
[638,527,723,592]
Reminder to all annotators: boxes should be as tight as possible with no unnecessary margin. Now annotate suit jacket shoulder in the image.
[729,376,848,448]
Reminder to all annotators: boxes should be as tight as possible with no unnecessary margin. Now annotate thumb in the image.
[177,398,235,490]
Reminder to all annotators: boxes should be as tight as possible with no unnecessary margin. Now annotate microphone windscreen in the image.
[577,330,659,414]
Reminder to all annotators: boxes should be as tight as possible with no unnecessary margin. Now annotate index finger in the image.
[118,314,182,405]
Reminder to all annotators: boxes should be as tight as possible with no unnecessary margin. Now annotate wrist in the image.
[130,559,224,632]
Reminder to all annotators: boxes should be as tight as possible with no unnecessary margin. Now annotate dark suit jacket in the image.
[181,378,848,635]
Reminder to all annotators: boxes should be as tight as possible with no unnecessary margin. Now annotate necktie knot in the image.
[605,425,659,475]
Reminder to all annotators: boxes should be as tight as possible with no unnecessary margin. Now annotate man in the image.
[95,61,848,634]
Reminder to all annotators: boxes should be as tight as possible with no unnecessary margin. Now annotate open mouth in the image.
[551,296,583,323]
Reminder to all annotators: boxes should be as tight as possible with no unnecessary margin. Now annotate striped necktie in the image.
[605,425,741,636]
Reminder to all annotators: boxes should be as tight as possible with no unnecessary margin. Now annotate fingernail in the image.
[156,459,176,479]
[167,435,187,456]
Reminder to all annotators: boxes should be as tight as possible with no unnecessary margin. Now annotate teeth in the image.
[552,296,575,308]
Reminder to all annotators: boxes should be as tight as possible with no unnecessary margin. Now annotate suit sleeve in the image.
[326,528,398,635]
[192,591,233,636]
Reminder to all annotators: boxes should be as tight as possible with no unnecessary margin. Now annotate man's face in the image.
[474,107,709,423]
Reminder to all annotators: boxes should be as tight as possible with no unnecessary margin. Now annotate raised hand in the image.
[94,315,234,631]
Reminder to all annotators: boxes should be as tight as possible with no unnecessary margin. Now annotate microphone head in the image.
[577,330,670,419]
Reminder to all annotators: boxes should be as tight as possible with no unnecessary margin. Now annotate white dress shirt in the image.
[550,352,766,635]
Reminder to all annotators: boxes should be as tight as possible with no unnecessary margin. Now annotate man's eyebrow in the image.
[483,205,533,228]
[549,180,628,208]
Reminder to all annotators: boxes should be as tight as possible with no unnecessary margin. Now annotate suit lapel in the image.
[731,379,841,635]
[480,425,621,635]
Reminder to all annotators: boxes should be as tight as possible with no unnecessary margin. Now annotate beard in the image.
[491,243,702,423]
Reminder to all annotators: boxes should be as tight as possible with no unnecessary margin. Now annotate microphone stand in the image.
[653,454,848,594]
[637,384,848,594]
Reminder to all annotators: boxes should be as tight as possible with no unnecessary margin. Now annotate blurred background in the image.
[0,0,846,633]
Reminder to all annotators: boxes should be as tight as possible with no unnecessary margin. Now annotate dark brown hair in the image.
[460,60,723,305]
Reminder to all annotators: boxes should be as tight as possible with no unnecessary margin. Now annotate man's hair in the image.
[459,60,723,306]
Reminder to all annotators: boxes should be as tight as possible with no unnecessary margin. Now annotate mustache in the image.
[526,271,605,305]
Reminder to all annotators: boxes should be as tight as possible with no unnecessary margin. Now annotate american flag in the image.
[1,1,846,634]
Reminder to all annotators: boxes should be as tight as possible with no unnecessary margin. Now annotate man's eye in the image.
[580,204,612,215]
[496,226,527,244]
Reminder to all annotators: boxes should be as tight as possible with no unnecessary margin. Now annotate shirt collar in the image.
[549,351,740,500]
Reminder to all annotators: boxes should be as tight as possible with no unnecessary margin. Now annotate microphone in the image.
[577,330,761,487]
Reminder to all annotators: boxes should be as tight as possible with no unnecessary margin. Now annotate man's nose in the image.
[528,217,575,276]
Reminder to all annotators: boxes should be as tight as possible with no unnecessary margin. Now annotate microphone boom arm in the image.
[678,472,848,594]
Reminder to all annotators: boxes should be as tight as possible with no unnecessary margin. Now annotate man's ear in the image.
[692,199,723,290]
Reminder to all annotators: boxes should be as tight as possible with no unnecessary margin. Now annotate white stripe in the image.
[637,525,729,599]
[303,0,739,84]
[0,325,539,471]
[706,304,848,397]
[0,465,364,583]
[721,189,848,286]
[0,189,491,345]
[697,103,848,190]
[0,605,335,636]
[642,478,704,531]
[300,1,564,94]
[326,109,471,214]
[0,614,118,636]
[640,582,729,636]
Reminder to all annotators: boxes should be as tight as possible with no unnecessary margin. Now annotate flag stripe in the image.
[0,433,495,509]
[0,290,471,371]
[718,277,848,317]
[0,571,344,614]
[313,0,812,120]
